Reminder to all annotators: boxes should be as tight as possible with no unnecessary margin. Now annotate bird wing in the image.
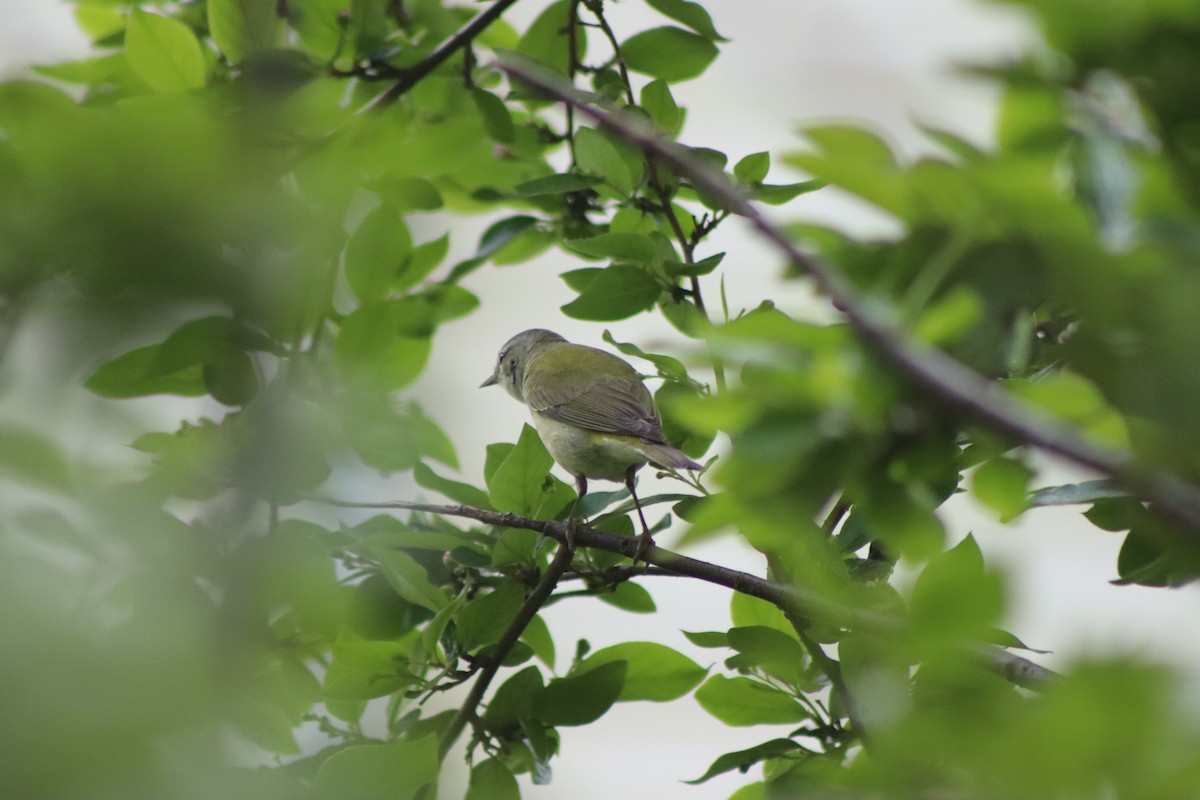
[525,371,665,443]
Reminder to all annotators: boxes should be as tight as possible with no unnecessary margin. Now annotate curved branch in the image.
[439,540,575,759]
[363,0,523,111]
[310,496,1058,691]
[492,53,1200,544]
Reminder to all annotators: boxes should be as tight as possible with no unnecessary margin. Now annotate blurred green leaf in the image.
[972,457,1033,521]
[466,759,520,800]
[640,79,682,135]
[345,204,413,303]
[207,0,282,62]
[516,173,602,196]
[322,639,418,700]
[565,232,657,264]
[126,9,207,92]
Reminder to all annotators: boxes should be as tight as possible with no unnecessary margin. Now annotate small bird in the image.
[481,329,703,555]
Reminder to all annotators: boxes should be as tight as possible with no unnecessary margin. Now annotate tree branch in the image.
[362,0,523,111]
[492,53,1200,545]
[438,540,575,759]
[309,496,1058,691]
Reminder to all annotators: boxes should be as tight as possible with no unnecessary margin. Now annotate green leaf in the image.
[333,303,431,392]
[560,267,602,292]
[471,88,515,143]
[750,180,825,204]
[310,737,439,800]
[682,630,729,648]
[910,534,1004,646]
[645,0,729,41]
[597,581,657,614]
[640,79,682,135]
[565,232,657,264]
[577,642,706,702]
[515,0,582,75]
[345,204,414,303]
[487,424,555,517]
[414,463,491,508]
[686,739,804,784]
[521,613,556,669]
[85,345,206,399]
[484,665,544,730]
[370,547,448,613]
[575,127,633,194]
[972,457,1033,521]
[621,27,719,83]
[126,9,206,92]
[561,265,662,321]
[694,675,808,726]
[202,350,259,406]
[1028,479,1128,506]
[727,626,809,684]
[533,660,627,726]
[466,759,520,800]
[601,331,688,381]
[515,173,602,196]
[207,0,281,62]
[734,152,770,184]
[370,176,444,212]
[322,639,418,700]
[456,581,526,652]
[492,528,539,568]
[730,592,797,638]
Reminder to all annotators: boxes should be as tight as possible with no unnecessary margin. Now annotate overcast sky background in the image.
[4,2,1200,798]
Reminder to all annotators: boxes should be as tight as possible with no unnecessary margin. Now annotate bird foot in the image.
[631,529,654,567]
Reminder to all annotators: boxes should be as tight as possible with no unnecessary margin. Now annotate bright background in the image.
[4,2,1200,798]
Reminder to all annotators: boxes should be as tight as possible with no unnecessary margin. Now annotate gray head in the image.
[480,329,566,401]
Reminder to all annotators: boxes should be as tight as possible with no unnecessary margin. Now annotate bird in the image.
[481,329,703,556]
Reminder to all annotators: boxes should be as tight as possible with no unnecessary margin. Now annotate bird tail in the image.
[639,442,704,472]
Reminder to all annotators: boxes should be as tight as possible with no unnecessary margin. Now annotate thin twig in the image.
[493,53,1200,544]
[362,0,523,111]
[439,541,575,758]
[308,495,1058,691]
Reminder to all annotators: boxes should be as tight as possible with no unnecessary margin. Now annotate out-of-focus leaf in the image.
[126,9,206,92]
[208,0,282,62]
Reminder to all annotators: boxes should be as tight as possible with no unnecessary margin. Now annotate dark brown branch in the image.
[309,496,1058,691]
[439,540,575,758]
[493,53,1200,545]
[363,0,523,111]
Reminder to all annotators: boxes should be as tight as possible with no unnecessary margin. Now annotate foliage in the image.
[3,0,1200,798]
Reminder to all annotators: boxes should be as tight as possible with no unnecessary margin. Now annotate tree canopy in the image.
[3,0,1200,798]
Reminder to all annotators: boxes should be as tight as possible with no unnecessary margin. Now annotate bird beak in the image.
[480,370,499,388]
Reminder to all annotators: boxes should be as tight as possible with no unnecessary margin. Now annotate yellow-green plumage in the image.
[481,329,703,552]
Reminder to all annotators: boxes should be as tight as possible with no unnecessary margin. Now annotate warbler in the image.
[481,329,703,554]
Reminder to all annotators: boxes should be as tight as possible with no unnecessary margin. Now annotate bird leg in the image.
[565,474,587,551]
[626,465,654,564]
